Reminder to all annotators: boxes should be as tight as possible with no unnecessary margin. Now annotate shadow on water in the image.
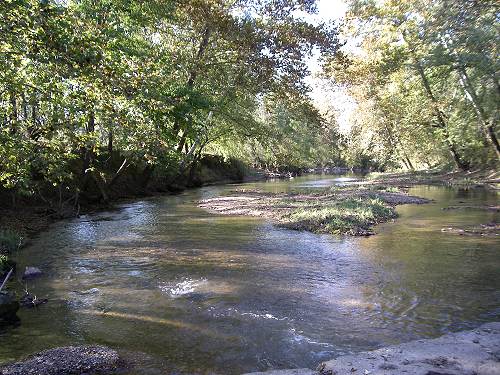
[0,176,498,374]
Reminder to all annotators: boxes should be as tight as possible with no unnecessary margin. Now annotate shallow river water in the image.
[0,175,499,374]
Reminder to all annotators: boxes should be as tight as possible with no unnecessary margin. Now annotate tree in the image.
[323,0,499,171]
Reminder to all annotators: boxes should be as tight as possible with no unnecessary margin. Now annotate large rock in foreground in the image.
[319,322,500,375]
[0,345,121,375]
[243,322,500,375]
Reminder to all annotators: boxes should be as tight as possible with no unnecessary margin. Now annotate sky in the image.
[302,0,356,133]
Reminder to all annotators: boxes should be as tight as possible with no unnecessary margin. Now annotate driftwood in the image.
[0,268,14,292]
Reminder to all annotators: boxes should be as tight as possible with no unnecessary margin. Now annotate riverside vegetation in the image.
[1,0,498,219]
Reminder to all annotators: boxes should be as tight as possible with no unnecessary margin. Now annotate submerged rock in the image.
[0,345,121,375]
[19,293,48,308]
[441,223,500,237]
[0,291,19,324]
[22,266,42,280]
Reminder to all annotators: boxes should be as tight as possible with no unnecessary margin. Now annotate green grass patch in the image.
[283,198,397,235]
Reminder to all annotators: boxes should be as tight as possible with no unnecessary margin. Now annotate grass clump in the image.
[283,198,397,235]
[0,229,23,253]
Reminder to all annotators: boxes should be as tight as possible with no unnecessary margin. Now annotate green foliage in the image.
[213,96,344,171]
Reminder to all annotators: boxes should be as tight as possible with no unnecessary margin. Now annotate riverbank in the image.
[243,322,500,375]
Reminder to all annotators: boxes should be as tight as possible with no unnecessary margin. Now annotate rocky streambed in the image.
[0,346,121,375]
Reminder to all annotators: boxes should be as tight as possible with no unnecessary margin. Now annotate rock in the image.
[19,293,48,308]
[0,345,121,375]
[22,266,42,280]
[0,291,19,324]
[319,322,500,375]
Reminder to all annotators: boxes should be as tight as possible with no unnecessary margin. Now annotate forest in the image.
[0,0,498,208]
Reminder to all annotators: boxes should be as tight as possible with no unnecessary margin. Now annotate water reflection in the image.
[0,177,498,374]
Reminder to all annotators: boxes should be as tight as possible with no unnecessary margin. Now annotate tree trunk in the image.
[81,111,96,190]
[404,155,414,170]
[174,26,212,151]
[141,165,155,189]
[9,92,17,134]
[87,110,95,133]
[108,129,113,155]
[414,61,469,170]
[29,95,40,140]
[457,65,500,160]
[21,92,28,122]
[91,172,109,203]
[107,158,129,188]
[401,158,410,170]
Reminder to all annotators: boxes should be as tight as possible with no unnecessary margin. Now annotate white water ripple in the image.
[159,278,207,297]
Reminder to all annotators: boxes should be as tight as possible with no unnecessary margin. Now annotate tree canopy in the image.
[0,0,341,204]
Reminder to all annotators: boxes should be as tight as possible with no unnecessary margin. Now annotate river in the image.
[0,175,498,374]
